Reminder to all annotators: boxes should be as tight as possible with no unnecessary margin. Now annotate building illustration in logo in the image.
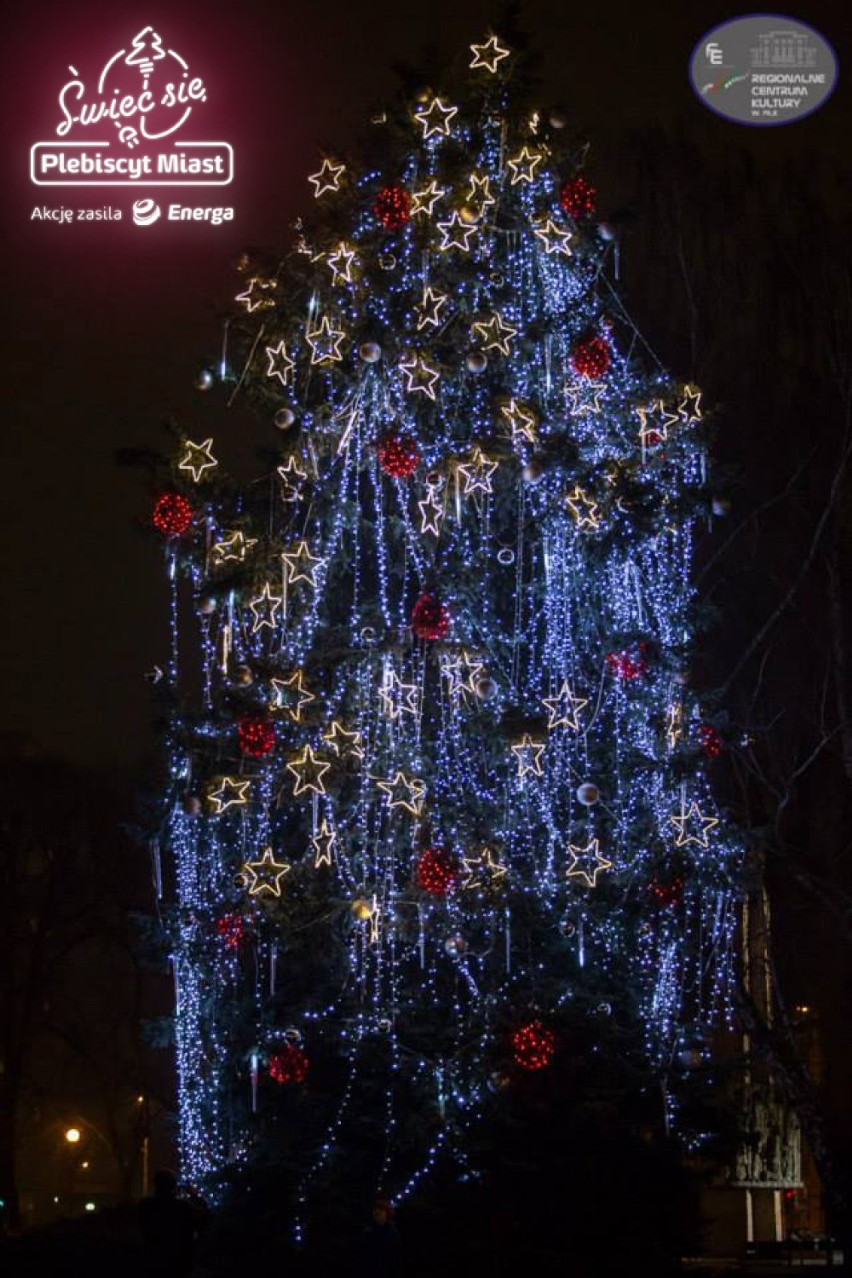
[30,26,233,186]
[750,30,817,68]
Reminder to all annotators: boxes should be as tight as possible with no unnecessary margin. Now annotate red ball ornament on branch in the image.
[416,846,458,896]
[152,492,194,538]
[237,716,276,758]
[570,333,611,380]
[411,593,451,641]
[268,1043,310,1084]
[373,185,412,231]
[605,644,649,681]
[377,430,420,479]
[650,876,683,909]
[512,1020,556,1072]
[215,913,245,950]
[559,174,596,220]
[698,725,723,758]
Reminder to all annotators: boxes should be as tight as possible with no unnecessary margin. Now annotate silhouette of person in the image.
[138,1169,198,1276]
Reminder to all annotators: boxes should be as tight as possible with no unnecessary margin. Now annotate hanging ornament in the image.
[698,724,723,758]
[444,933,468,957]
[359,341,382,363]
[198,597,217,616]
[576,782,599,806]
[195,367,215,391]
[605,644,649,681]
[351,898,373,921]
[268,1043,309,1084]
[233,664,254,686]
[378,253,397,271]
[181,794,202,816]
[152,492,194,538]
[411,592,451,640]
[559,175,596,220]
[512,1021,556,1072]
[377,430,420,478]
[712,497,731,517]
[238,716,276,758]
[466,351,488,373]
[570,333,611,380]
[650,874,683,908]
[474,676,499,701]
[373,184,412,230]
[415,846,458,895]
[274,408,296,430]
[215,913,245,950]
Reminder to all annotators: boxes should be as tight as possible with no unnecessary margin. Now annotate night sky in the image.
[1,0,848,769]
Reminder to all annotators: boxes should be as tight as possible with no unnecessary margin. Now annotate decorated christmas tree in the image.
[149,31,742,1245]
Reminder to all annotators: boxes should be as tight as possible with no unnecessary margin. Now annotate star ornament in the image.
[265,340,295,386]
[378,670,419,720]
[208,776,251,814]
[511,734,546,778]
[566,838,612,888]
[418,485,444,536]
[467,172,495,215]
[286,746,331,797]
[400,354,440,400]
[533,218,574,257]
[542,681,588,731]
[270,670,315,721]
[506,146,544,185]
[376,771,426,816]
[178,438,218,483]
[501,398,538,446]
[249,583,283,634]
[311,819,337,868]
[306,316,346,366]
[636,400,679,450]
[321,720,364,761]
[458,447,499,496]
[436,211,478,254]
[678,383,703,425]
[565,380,606,417]
[282,541,322,588]
[235,277,275,313]
[327,241,357,286]
[472,313,517,357]
[460,846,507,891]
[410,179,447,217]
[469,34,511,74]
[416,286,449,331]
[308,158,345,197]
[212,531,257,566]
[414,96,458,139]
[277,456,307,502]
[243,846,291,897]
[671,801,719,848]
[565,486,601,532]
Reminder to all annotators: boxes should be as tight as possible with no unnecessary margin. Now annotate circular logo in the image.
[133,198,161,226]
[689,14,838,126]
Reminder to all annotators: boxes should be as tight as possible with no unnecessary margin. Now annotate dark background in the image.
[0,0,847,769]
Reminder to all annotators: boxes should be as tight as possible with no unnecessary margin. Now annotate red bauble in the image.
[416,847,458,895]
[377,431,420,478]
[411,593,451,641]
[237,716,276,758]
[605,644,649,681]
[650,876,683,909]
[152,492,194,538]
[559,175,596,220]
[512,1021,556,1072]
[373,185,412,231]
[268,1043,309,1084]
[215,913,245,950]
[698,725,722,758]
[570,334,611,380]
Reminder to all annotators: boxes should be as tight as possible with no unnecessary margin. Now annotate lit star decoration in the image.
[400,355,440,400]
[418,482,444,536]
[208,776,251,814]
[565,380,606,416]
[321,721,364,761]
[566,838,612,888]
[311,820,337,868]
[327,242,357,286]
[506,146,543,185]
[277,457,308,502]
[511,735,546,778]
[678,384,703,425]
[636,400,679,451]
[501,399,538,446]
[469,34,511,73]
[270,671,315,721]
[471,313,517,357]
[308,158,345,197]
[376,771,426,816]
[665,704,683,750]
[440,650,485,704]
[414,97,458,139]
[417,287,449,331]
[265,340,296,386]
[212,531,257,565]
[410,179,447,217]
[458,447,498,496]
[286,746,331,798]
[565,486,601,532]
[235,277,275,313]
[249,583,283,633]
[671,801,719,848]
[283,542,322,588]
[178,438,218,483]
[306,316,346,366]
[436,212,477,253]
[533,218,574,257]
[243,847,291,897]
[542,681,588,731]
[466,172,495,215]
[460,846,507,891]
[378,670,419,720]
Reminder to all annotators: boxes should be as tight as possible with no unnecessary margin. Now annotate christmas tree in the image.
[149,31,742,1246]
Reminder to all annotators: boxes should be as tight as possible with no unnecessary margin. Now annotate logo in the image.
[30,25,234,185]
[689,15,837,126]
[133,198,161,225]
